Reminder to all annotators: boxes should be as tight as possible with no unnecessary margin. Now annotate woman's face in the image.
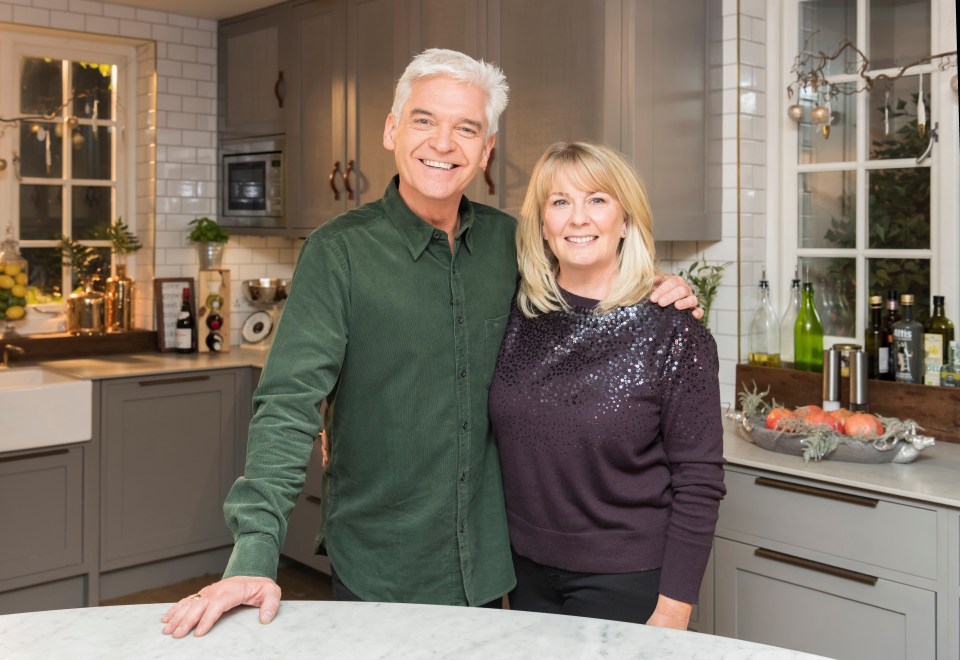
[541,169,626,291]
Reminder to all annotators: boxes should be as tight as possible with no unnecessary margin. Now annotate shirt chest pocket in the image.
[481,313,511,385]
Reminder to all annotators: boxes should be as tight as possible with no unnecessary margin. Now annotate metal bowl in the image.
[242,278,289,306]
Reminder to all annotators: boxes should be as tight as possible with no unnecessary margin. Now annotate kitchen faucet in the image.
[1,344,25,368]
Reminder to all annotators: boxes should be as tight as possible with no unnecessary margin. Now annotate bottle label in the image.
[878,347,889,373]
[175,328,192,350]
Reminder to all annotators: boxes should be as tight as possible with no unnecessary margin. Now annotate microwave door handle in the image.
[329,161,342,201]
[343,160,355,200]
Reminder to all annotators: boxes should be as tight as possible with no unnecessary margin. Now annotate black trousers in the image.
[508,550,660,625]
[331,568,503,608]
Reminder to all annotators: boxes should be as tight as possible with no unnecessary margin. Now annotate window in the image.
[0,30,133,300]
[780,0,958,342]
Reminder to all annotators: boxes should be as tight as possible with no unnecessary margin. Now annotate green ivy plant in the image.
[678,256,731,330]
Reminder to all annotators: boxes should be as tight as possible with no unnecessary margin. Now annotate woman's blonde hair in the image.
[516,141,658,317]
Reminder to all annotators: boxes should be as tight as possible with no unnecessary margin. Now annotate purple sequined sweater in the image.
[489,291,726,604]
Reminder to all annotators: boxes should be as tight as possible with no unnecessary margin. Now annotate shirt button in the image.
[460,472,466,482]
[459,525,465,534]
[433,231,441,239]
[462,420,468,430]
[459,369,466,378]
[457,316,464,324]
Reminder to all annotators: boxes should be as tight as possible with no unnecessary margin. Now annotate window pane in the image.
[799,256,856,337]
[868,167,929,249]
[19,122,63,178]
[20,57,62,115]
[798,83,856,164]
[72,62,114,120]
[868,257,930,320]
[72,186,113,238]
[868,0,930,69]
[20,247,64,298]
[799,0,857,76]
[799,171,856,248]
[19,185,63,240]
[868,76,931,161]
[71,126,114,180]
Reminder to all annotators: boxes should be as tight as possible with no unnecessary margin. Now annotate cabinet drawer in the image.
[282,493,330,574]
[0,448,83,582]
[719,469,937,579]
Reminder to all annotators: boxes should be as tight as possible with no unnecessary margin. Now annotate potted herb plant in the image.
[678,255,732,331]
[187,217,230,269]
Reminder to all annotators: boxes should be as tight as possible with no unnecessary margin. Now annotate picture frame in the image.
[153,278,195,352]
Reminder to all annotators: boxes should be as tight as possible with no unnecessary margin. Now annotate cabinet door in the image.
[281,439,330,574]
[286,0,349,232]
[219,7,290,138]
[0,447,83,584]
[100,372,238,570]
[714,538,936,660]
[346,0,415,206]
[484,0,620,215]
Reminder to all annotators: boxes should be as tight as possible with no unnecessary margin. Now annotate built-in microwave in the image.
[221,136,284,229]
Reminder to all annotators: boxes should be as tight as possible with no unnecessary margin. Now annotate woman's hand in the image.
[650,274,704,320]
[160,576,281,638]
[645,594,693,630]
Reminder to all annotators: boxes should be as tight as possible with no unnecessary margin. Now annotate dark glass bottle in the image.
[892,294,924,384]
[877,290,899,380]
[794,282,823,372]
[864,295,887,379]
[205,331,224,352]
[206,311,224,331]
[174,287,195,354]
[925,295,955,366]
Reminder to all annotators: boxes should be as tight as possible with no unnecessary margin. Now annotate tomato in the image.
[843,412,885,438]
[829,408,855,434]
[794,405,823,419]
[765,407,794,430]
[803,409,840,431]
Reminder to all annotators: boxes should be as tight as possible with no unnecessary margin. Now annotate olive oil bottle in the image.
[749,266,781,367]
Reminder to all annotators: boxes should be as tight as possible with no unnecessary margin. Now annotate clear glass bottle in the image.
[749,266,780,366]
[794,281,823,372]
[925,295,954,366]
[878,289,899,380]
[892,294,924,384]
[779,265,801,366]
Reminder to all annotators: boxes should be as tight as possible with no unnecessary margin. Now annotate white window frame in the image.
[0,27,137,296]
[773,0,958,344]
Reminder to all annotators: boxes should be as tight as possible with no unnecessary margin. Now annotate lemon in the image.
[15,273,28,285]
[4,305,25,320]
[11,284,27,298]
[2,263,21,277]
[0,275,15,290]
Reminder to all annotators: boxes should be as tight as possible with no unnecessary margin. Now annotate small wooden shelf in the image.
[1,329,158,362]
[736,363,960,445]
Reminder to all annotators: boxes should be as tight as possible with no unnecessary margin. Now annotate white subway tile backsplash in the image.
[196,81,216,98]
[13,6,50,25]
[182,62,212,81]
[152,23,182,44]
[181,197,214,215]
[136,7,168,24]
[182,27,213,48]
[85,14,119,34]
[167,43,198,63]
[102,3,134,19]
[166,77,198,97]
[167,112,198,130]
[181,130,214,148]
[0,6,12,22]
[50,11,75,29]
[167,13,197,29]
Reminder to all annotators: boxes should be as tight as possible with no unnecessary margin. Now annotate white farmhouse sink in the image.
[0,367,92,453]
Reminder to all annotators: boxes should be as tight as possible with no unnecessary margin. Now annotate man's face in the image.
[383,76,495,217]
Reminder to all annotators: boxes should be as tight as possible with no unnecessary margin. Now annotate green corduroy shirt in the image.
[223,176,518,606]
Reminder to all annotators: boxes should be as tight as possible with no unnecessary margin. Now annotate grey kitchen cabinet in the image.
[0,445,92,614]
[281,436,331,574]
[99,371,242,571]
[713,465,954,660]
[218,5,290,139]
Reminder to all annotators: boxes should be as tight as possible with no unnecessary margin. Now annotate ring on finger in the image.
[189,593,203,601]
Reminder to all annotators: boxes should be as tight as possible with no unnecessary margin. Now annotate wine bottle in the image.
[748,266,780,366]
[892,294,924,384]
[175,287,195,354]
[864,295,887,379]
[779,265,801,366]
[794,281,823,372]
[925,295,955,365]
[205,331,224,352]
[878,290,899,380]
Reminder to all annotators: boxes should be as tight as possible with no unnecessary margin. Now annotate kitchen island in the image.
[0,601,827,659]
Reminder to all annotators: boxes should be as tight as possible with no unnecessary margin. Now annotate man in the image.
[161,49,699,638]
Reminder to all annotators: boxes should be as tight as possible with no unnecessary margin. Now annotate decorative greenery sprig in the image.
[59,235,103,283]
[93,218,142,255]
[678,256,731,329]
[187,217,230,244]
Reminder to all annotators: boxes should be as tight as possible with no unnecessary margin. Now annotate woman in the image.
[489,142,725,629]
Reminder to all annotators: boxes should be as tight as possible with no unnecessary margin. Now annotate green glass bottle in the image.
[794,282,823,372]
[925,295,955,365]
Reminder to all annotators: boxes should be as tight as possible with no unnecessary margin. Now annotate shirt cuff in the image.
[658,538,713,605]
[222,534,281,580]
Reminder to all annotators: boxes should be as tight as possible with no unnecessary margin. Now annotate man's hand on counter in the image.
[160,576,281,638]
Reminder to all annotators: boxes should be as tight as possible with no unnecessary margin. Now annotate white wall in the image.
[1,0,298,345]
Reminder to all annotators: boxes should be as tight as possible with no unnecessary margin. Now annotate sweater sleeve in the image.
[656,313,726,604]
[222,234,350,579]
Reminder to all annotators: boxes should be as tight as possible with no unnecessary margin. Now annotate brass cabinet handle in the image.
[483,147,495,194]
[754,547,878,586]
[754,477,878,508]
[343,159,355,200]
[274,70,285,108]
[138,375,211,387]
[0,448,69,464]
[329,161,341,201]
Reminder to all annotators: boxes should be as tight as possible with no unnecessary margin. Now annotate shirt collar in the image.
[383,175,476,260]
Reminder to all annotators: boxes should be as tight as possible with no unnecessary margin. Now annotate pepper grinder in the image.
[849,349,869,412]
[822,347,841,411]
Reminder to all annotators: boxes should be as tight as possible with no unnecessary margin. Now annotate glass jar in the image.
[0,225,29,337]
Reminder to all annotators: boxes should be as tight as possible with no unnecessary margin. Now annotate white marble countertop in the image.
[0,601,828,659]
[37,348,269,380]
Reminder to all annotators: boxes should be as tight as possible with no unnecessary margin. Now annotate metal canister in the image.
[105,264,135,333]
[832,342,862,378]
[67,284,105,336]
